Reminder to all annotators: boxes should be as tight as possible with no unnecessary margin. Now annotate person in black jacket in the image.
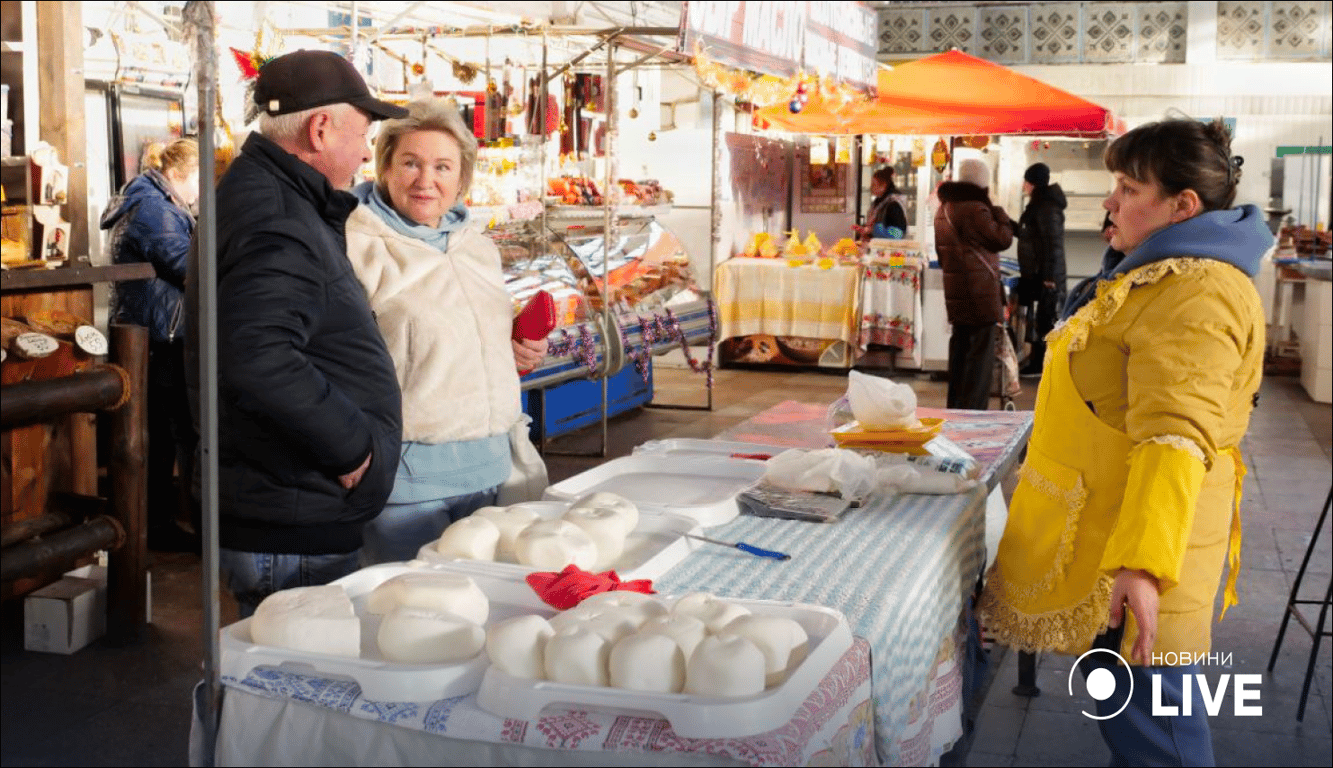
[856,167,909,241]
[103,138,199,550]
[1016,162,1067,374]
[185,50,408,617]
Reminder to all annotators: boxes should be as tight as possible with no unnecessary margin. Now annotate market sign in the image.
[680,1,878,95]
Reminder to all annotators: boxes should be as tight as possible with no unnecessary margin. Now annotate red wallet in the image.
[513,290,557,375]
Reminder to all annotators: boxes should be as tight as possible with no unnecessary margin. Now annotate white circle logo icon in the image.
[1070,648,1134,720]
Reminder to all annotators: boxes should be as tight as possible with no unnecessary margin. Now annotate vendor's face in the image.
[384,129,463,228]
[871,177,886,196]
[1104,171,1182,253]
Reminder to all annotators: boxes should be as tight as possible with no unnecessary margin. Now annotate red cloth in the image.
[525,565,655,611]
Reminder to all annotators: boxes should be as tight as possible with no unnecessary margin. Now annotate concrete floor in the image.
[2,362,1329,767]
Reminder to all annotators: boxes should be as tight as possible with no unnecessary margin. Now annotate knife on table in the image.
[684,533,790,561]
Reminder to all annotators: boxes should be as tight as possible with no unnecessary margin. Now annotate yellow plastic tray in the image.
[829,417,945,448]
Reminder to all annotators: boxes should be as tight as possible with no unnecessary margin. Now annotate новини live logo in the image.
[1069,648,1263,720]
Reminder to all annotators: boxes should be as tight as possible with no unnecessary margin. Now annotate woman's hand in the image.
[1108,568,1160,664]
[512,337,548,372]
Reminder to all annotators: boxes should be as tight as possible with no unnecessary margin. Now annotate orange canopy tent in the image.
[758,50,1125,138]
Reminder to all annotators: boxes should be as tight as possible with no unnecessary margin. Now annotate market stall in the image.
[196,403,1033,767]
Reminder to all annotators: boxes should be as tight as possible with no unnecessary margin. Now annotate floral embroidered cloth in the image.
[208,638,876,767]
[860,247,925,365]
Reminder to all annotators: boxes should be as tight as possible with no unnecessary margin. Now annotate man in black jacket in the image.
[186,50,408,616]
[1016,162,1067,375]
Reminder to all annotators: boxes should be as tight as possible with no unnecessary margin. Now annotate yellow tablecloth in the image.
[714,257,863,346]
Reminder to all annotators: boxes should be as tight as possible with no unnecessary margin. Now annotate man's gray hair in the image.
[257,102,358,146]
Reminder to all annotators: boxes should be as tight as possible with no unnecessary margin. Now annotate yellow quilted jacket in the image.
[980,257,1264,661]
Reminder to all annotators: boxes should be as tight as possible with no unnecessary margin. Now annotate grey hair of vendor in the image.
[372,98,479,201]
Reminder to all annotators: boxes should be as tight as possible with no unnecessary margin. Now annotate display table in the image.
[713,251,929,370]
[714,257,863,367]
[205,637,874,767]
[194,405,1033,767]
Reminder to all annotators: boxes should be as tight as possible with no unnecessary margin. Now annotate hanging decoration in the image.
[931,138,950,173]
[809,138,830,165]
[835,136,852,164]
[691,44,866,114]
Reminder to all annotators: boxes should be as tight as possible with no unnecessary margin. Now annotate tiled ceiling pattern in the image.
[869,2,1328,63]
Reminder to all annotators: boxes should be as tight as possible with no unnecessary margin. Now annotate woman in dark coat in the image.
[1016,162,1068,374]
[933,158,1014,410]
[857,166,909,241]
[101,138,199,549]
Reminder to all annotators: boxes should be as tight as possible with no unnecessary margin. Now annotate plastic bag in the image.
[846,370,919,429]
[496,414,548,505]
[763,448,878,500]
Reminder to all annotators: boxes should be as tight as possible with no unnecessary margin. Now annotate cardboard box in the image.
[24,565,107,654]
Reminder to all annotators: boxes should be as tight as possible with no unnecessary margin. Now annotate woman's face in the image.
[1103,171,1187,253]
[871,177,887,196]
[167,167,200,208]
[383,129,463,228]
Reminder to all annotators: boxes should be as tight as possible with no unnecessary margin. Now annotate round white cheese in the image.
[684,634,766,697]
[610,632,685,693]
[514,520,597,571]
[433,515,501,561]
[249,585,360,658]
[376,607,484,664]
[364,572,489,625]
[485,614,555,679]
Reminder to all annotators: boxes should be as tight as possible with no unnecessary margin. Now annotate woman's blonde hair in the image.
[373,98,478,201]
[141,138,199,176]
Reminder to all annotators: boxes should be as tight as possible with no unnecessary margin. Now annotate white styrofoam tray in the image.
[219,564,544,702]
[417,500,701,581]
[543,455,766,527]
[476,596,853,739]
[633,438,792,461]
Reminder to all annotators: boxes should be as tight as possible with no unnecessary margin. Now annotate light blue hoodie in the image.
[1064,204,1273,317]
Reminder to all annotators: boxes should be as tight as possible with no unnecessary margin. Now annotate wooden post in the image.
[35,2,96,498]
[106,323,148,643]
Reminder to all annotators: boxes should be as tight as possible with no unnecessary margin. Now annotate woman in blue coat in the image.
[101,138,199,550]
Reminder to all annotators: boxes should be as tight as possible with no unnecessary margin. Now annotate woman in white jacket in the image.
[346,98,547,564]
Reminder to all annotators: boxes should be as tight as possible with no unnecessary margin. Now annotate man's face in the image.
[310,106,372,190]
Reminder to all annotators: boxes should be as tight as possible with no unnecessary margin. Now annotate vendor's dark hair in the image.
[1104,118,1240,211]
[872,167,897,194]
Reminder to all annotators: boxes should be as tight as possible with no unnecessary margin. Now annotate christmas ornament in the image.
[628,107,639,119]
[788,98,804,114]
[411,62,425,77]
[648,132,657,141]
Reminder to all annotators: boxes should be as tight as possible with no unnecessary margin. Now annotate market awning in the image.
[758,50,1125,138]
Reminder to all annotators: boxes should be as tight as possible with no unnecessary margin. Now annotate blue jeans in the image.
[220,548,362,619]
[360,486,499,566]
[1079,628,1216,767]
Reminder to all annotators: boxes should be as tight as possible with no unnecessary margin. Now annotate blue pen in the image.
[685,533,790,561]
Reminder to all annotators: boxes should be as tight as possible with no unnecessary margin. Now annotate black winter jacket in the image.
[102,170,193,342]
[185,133,402,555]
[934,181,1013,326]
[1016,183,1068,302]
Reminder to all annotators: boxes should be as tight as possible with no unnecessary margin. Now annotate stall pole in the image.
[598,39,619,458]
[184,0,221,760]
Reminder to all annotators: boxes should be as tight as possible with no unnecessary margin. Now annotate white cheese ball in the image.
[562,506,627,570]
[723,614,810,688]
[544,626,611,687]
[364,572,489,625]
[249,585,360,658]
[433,515,501,561]
[684,634,766,697]
[610,632,685,693]
[474,504,544,558]
[485,614,555,679]
[639,614,709,661]
[671,592,752,633]
[514,520,597,571]
[376,607,485,664]
[568,491,639,536]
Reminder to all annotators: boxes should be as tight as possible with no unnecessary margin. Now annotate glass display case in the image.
[490,210,716,439]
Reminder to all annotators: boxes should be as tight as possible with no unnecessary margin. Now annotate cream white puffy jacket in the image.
[345,206,520,444]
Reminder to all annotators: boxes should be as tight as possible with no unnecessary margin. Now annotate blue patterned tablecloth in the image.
[655,486,989,766]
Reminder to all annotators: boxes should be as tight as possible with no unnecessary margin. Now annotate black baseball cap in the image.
[254,50,408,120]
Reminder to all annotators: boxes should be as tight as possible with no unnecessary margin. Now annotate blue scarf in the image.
[1062,203,1273,318]
[352,181,469,250]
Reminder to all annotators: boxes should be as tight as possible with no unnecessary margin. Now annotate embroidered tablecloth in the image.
[207,638,875,767]
[860,249,925,366]
[714,257,863,347]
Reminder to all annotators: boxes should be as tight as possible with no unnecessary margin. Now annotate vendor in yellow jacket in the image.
[980,118,1273,766]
